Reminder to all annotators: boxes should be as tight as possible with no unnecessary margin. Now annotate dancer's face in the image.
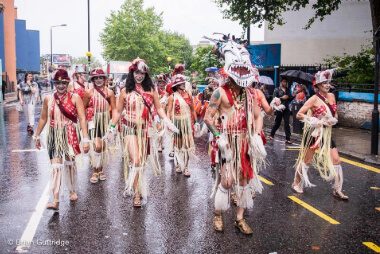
[77,73,86,83]
[134,71,146,84]
[93,76,105,87]
[178,83,185,90]
[318,82,331,93]
[55,80,69,94]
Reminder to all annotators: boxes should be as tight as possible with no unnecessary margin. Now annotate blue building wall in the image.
[0,13,5,71]
[15,19,28,71]
[26,30,40,72]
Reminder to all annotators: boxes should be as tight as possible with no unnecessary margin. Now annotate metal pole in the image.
[87,0,91,67]
[371,28,380,155]
[50,27,53,68]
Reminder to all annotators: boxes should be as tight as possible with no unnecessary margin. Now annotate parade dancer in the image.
[172,64,192,96]
[69,65,88,99]
[204,35,266,235]
[167,74,198,177]
[292,69,348,200]
[18,72,39,135]
[83,68,116,184]
[33,69,90,209]
[108,58,178,207]
[156,73,170,152]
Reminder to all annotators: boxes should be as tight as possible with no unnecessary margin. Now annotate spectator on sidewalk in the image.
[269,78,293,144]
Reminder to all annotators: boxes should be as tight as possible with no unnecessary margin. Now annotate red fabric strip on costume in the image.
[240,140,253,179]
[221,85,234,107]
[135,85,154,119]
[94,85,111,105]
[316,93,336,116]
[54,92,78,123]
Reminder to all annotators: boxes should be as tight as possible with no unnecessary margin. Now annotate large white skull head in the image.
[217,39,256,87]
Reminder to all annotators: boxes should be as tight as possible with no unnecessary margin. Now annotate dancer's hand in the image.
[322,116,338,127]
[164,117,179,133]
[270,97,285,111]
[104,125,117,144]
[250,133,267,158]
[33,135,41,149]
[82,137,90,153]
[304,116,322,128]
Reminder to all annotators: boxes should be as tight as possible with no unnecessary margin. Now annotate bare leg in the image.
[47,158,63,210]
[331,148,348,200]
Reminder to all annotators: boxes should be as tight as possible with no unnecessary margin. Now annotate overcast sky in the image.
[14,0,264,63]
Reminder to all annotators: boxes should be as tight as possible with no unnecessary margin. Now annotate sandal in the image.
[291,183,303,194]
[285,140,293,145]
[175,166,182,174]
[47,199,59,210]
[235,218,253,235]
[333,190,349,201]
[98,171,106,181]
[69,192,78,201]
[133,194,142,208]
[231,192,238,206]
[213,213,224,232]
[90,173,99,184]
[183,168,191,177]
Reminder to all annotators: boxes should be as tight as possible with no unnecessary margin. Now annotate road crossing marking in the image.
[15,183,50,253]
[340,157,380,174]
[362,242,380,253]
[288,195,340,225]
[370,187,380,190]
[12,149,45,153]
[258,175,274,186]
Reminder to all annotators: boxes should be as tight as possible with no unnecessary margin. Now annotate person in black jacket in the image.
[269,78,293,144]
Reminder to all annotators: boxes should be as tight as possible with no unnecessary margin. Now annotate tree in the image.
[100,0,193,74]
[323,46,375,84]
[214,0,380,37]
[71,56,102,69]
[190,45,222,81]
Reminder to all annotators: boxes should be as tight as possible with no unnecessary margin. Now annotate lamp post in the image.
[371,26,380,155]
[87,0,91,68]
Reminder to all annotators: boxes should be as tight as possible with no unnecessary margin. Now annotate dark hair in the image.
[172,85,179,92]
[124,70,154,92]
[24,72,33,83]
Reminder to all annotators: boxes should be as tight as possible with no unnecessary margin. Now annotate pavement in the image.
[264,114,380,166]
[0,103,379,253]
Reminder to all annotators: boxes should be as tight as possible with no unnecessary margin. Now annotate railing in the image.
[335,83,375,93]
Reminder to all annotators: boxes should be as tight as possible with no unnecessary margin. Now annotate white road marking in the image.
[12,149,45,153]
[15,183,50,253]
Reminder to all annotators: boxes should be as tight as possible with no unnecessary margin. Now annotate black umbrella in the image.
[280,70,314,86]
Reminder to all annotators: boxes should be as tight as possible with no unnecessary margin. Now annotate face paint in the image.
[318,82,331,93]
[93,76,105,87]
[55,81,69,94]
[178,83,186,90]
[134,71,146,84]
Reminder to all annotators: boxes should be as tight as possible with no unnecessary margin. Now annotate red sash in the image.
[94,85,111,105]
[316,93,336,116]
[54,93,78,123]
[135,86,154,117]
[221,85,234,107]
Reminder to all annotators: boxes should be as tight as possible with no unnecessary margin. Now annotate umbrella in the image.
[259,76,274,86]
[205,67,219,72]
[280,70,314,86]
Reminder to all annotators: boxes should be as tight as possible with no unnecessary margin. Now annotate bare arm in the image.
[166,95,174,120]
[253,98,263,134]
[108,88,116,117]
[153,89,169,119]
[73,94,89,139]
[110,90,126,125]
[204,88,222,136]
[296,95,317,121]
[34,96,49,149]
[257,89,273,115]
[18,90,24,104]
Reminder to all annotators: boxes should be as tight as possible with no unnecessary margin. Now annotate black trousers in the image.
[270,108,291,141]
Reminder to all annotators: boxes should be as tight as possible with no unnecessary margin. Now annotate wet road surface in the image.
[0,103,379,254]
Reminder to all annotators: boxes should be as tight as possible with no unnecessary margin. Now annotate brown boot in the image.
[213,213,224,232]
[235,218,253,235]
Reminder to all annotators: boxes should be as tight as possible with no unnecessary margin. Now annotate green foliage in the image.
[214,0,352,30]
[323,46,375,84]
[189,46,222,81]
[71,56,102,69]
[100,0,192,75]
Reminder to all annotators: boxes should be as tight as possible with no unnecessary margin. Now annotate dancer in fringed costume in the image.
[204,35,267,235]
[83,68,116,184]
[155,73,170,152]
[167,74,199,177]
[108,58,178,207]
[33,69,90,210]
[69,65,88,99]
[291,69,348,200]
[171,64,192,95]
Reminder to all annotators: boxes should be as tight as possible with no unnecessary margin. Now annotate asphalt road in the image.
[0,103,379,254]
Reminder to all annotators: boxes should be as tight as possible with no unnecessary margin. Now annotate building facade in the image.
[263,0,372,65]
[0,0,40,93]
